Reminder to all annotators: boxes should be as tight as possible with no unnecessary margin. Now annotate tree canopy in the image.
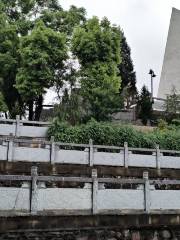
[0,0,86,120]
[138,85,153,125]
[0,0,137,122]
[118,31,137,107]
[71,17,123,121]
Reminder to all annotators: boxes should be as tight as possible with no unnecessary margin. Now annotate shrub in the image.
[172,119,180,126]
[48,119,180,150]
[157,119,168,130]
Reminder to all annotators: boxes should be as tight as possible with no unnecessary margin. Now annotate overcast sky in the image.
[45,0,180,103]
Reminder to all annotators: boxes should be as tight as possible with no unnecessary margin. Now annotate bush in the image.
[171,119,180,126]
[48,119,180,150]
[157,119,168,130]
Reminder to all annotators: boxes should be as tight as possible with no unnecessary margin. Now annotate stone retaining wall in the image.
[0,229,178,240]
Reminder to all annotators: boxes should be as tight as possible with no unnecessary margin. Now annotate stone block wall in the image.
[0,229,177,240]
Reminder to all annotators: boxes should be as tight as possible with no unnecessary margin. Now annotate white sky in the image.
[45,0,180,104]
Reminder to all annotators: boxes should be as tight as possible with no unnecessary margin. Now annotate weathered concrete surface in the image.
[0,214,180,233]
[158,8,180,98]
[97,189,144,211]
[0,187,30,211]
[37,188,92,211]
[2,162,180,180]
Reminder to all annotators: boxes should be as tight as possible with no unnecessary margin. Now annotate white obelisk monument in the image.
[158,8,180,98]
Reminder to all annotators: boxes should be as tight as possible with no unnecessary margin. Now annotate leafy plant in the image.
[48,119,180,150]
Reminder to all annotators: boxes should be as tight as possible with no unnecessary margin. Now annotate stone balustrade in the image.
[0,137,179,170]
[1,168,180,216]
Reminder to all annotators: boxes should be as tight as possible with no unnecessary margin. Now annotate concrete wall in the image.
[111,110,135,122]
[158,8,180,98]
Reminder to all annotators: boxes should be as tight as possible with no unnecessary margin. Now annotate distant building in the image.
[158,8,180,98]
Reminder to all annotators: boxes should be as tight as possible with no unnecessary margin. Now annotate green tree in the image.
[41,5,86,36]
[0,5,23,118]
[164,87,180,122]
[72,17,123,121]
[0,0,86,120]
[54,88,84,125]
[16,21,67,120]
[138,85,153,125]
[118,31,137,107]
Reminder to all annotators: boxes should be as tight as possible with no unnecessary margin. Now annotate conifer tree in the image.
[118,32,137,107]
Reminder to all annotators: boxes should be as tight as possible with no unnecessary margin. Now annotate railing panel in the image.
[151,190,180,210]
[161,156,180,169]
[0,145,7,161]
[97,189,144,211]
[37,188,92,211]
[129,154,156,168]
[20,126,48,138]
[3,182,180,214]
[0,136,180,169]
[94,152,124,166]
[55,150,88,165]
[14,147,49,162]
[0,187,30,211]
[0,124,15,136]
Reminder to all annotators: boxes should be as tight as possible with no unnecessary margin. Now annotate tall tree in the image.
[118,31,137,107]
[138,85,153,125]
[0,4,23,118]
[72,17,123,121]
[16,21,67,120]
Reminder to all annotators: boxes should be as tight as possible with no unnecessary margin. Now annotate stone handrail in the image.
[0,116,50,138]
[1,168,180,216]
[0,137,179,170]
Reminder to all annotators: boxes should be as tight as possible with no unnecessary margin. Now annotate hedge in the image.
[48,119,180,150]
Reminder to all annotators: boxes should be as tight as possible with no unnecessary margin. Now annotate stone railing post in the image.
[143,171,150,213]
[92,169,98,214]
[89,139,94,166]
[124,142,129,168]
[50,136,55,164]
[7,133,14,162]
[156,144,161,170]
[30,166,38,214]
[15,115,21,137]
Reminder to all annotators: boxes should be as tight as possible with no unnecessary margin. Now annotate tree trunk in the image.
[4,112,8,119]
[34,95,43,121]
[28,100,34,121]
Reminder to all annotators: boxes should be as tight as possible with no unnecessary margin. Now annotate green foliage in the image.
[164,87,180,122]
[157,119,168,130]
[0,0,86,119]
[71,17,123,121]
[0,0,136,122]
[53,89,84,125]
[118,31,137,106]
[171,119,180,126]
[137,85,153,125]
[16,20,67,101]
[15,20,67,120]
[48,119,180,150]
[0,8,23,118]
[0,92,7,112]
[41,5,86,35]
